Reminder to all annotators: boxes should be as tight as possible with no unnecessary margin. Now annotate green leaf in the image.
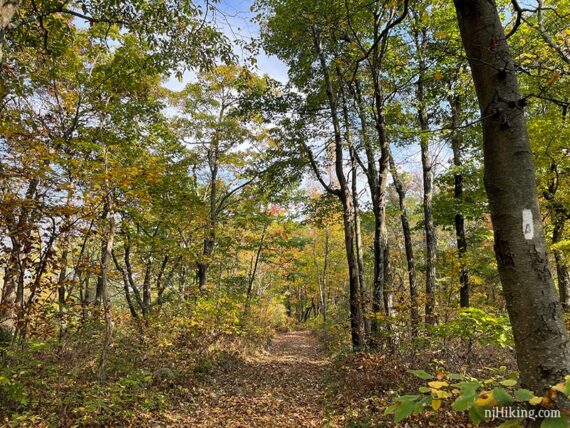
[497,418,524,427]
[394,400,417,423]
[500,379,518,387]
[492,387,514,405]
[447,373,466,380]
[468,404,486,425]
[398,395,421,402]
[514,388,534,401]
[409,370,433,380]
[418,386,432,393]
[451,392,477,411]
[384,403,400,415]
[541,415,568,428]
[452,381,481,390]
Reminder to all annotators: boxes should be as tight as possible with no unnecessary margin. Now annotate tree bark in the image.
[371,71,392,328]
[351,160,368,337]
[388,150,419,336]
[97,206,115,383]
[342,84,368,338]
[415,26,437,324]
[310,25,365,350]
[197,124,221,291]
[0,177,40,341]
[246,220,268,304]
[322,225,329,322]
[450,95,470,307]
[352,76,390,338]
[0,1,18,63]
[97,148,116,384]
[552,216,570,310]
[453,0,570,393]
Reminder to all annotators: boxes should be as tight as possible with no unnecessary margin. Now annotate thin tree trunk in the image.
[0,244,19,342]
[322,225,329,322]
[311,25,365,350]
[353,84,384,336]
[351,163,368,337]
[57,248,69,341]
[552,216,570,310]
[342,84,368,339]
[246,221,268,305]
[388,150,419,336]
[450,95,470,307]
[97,210,115,383]
[368,17,393,330]
[112,250,139,319]
[197,109,223,292]
[142,261,152,316]
[97,149,116,384]
[95,202,110,307]
[415,28,437,323]
[0,177,40,341]
[453,0,570,393]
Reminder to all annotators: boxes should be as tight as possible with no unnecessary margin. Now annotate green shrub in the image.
[387,368,570,427]
[431,308,513,349]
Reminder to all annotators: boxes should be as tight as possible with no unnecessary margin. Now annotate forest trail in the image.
[179,331,330,427]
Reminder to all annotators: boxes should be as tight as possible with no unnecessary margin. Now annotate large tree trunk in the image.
[453,0,570,393]
[388,150,419,336]
[450,95,470,307]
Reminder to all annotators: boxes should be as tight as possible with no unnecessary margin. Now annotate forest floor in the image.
[2,329,493,426]
[154,330,331,427]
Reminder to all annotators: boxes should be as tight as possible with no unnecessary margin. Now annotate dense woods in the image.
[1,0,569,426]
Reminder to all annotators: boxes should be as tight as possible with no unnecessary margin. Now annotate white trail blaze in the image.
[522,209,534,240]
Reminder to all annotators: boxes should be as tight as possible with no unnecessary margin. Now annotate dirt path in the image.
[179,331,330,427]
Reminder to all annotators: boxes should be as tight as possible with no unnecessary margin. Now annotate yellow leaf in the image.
[434,71,443,81]
[475,391,497,407]
[432,389,451,399]
[529,396,543,405]
[432,399,442,411]
[428,381,448,390]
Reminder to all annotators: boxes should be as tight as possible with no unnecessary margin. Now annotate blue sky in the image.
[163,0,289,90]
[161,0,450,182]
